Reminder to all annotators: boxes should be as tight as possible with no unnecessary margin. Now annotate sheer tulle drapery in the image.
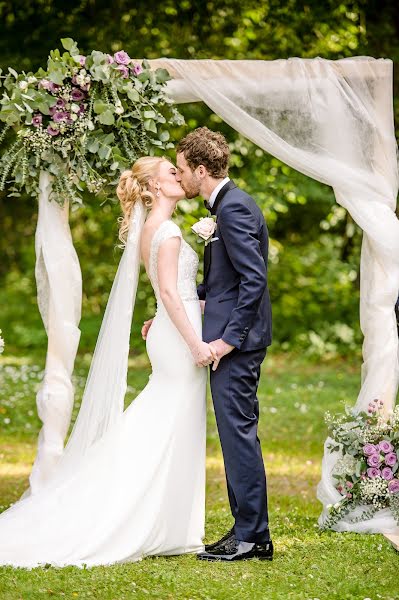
[43,202,146,487]
[27,171,82,495]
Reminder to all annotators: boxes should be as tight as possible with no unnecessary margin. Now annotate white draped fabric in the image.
[33,58,399,534]
[28,171,82,495]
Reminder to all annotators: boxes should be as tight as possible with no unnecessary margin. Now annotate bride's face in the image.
[157,161,185,200]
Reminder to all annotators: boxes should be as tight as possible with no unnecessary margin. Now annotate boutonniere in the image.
[191,215,217,246]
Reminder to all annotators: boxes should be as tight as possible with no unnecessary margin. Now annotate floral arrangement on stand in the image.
[0,38,183,205]
[321,399,399,529]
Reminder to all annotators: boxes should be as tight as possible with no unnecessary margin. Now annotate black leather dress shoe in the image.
[204,527,235,552]
[197,540,273,562]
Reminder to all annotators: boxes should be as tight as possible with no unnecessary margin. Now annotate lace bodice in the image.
[149,220,199,303]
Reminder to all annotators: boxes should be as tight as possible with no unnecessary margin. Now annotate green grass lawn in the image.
[0,351,398,600]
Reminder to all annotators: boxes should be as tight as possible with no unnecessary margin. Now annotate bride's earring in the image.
[156,183,161,198]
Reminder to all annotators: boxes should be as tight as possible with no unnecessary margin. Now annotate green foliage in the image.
[0,40,183,204]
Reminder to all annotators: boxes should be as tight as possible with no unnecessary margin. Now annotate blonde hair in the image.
[117,156,168,245]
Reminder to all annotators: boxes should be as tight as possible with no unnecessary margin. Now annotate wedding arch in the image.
[1,47,398,536]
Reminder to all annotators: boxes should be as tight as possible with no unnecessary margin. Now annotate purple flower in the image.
[55,98,66,109]
[48,82,61,93]
[385,452,398,467]
[49,105,58,116]
[106,54,114,64]
[367,467,380,478]
[388,479,399,494]
[363,443,378,456]
[379,440,394,454]
[346,481,354,489]
[78,103,86,114]
[133,63,143,76]
[78,55,86,66]
[32,114,43,127]
[71,88,85,102]
[346,492,352,499]
[53,111,69,123]
[381,467,394,481]
[367,453,380,467]
[47,126,60,136]
[114,50,131,65]
[117,65,129,78]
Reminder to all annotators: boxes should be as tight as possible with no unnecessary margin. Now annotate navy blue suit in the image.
[198,180,272,543]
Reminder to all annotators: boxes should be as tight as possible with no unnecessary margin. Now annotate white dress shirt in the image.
[208,177,230,209]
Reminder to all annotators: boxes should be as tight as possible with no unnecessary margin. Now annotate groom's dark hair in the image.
[177,127,230,178]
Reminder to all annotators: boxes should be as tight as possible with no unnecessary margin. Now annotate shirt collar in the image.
[208,177,230,208]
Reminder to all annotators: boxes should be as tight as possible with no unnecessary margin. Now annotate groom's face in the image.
[176,152,201,199]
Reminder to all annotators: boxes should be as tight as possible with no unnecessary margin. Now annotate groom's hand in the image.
[141,318,154,340]
[193,341,219,368]
[209,339,235,371]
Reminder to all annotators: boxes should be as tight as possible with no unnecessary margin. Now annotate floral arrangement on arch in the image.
[0,38,184,204]
[321,400,399,529]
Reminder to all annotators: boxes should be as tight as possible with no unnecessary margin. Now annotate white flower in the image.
[27,76,37,84]
[19,81,28,91]
[191,217,217,242]
[70,113,78,122]
[0,329,4,354]
[332,454,357,476]
[87,120,95,131]
[70,103,80,113]
[115,106,124,115]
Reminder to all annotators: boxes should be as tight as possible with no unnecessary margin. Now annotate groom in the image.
[175,127,273,561]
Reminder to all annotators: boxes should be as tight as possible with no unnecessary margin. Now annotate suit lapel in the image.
[204,180,237,280]
[210,179,237,215]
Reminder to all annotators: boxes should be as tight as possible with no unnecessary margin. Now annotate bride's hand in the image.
[141,318,154,340]
[199,300,206,315]
[191,340,218,367]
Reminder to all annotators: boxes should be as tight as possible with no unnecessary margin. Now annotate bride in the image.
[0,156,217,568]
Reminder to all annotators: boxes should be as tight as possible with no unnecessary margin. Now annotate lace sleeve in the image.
[149,220,182,286]
[156,221,182,246]
[152,221,182,258]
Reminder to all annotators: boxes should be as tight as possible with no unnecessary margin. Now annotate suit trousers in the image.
[209,347,270,543]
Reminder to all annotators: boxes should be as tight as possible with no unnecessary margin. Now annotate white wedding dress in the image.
[0,219,207,568]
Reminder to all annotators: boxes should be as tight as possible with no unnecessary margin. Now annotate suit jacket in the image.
[198,180,272,351]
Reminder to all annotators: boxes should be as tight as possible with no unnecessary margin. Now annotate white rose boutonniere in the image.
[191,216,217,245]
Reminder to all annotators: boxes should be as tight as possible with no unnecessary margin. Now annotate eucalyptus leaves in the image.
[0,38,184,204]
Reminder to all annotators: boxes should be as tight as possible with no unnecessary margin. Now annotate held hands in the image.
[208,339,235,371]
[191,340,218,368]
